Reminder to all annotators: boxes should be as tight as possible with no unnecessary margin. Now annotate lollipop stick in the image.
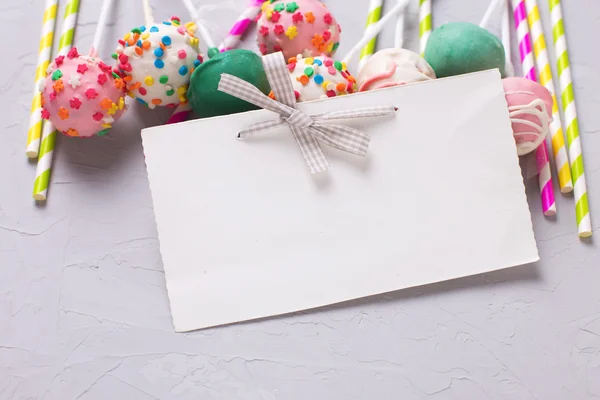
[181,0,216,48]
[419,0,432,55]
[342,0,410,64]
[511,0,556,216]
[219,0,265,52]
[91,0,116,57]
[142,0,154,25]
[358,0,383,72]
[394,6,406,49]
[525,0,572,194]
[480,0,503,29]
[549,0,591,237]
[33,0,80,201]
[501,0,515,76]
[26,0,58,159]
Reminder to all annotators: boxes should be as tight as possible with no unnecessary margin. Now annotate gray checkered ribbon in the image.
[217,52,397,174]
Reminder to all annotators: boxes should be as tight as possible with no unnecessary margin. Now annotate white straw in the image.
[501,0,515,76]
[181,0,217,48]
[91,0,115,56]
[342,0,410,64]
[480,0,503,29]
[394,8,406,48]
[142,0,154,25]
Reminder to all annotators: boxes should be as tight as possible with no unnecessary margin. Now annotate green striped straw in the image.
[358,0,383,72]
[549,0,592,237]
[419,0,432,55]
[34,0,80,201]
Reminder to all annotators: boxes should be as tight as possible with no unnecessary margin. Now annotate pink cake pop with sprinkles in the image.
[257,0,341,60]
[114,14,203,109]
[285,54,356,102]
[39,0,127,137]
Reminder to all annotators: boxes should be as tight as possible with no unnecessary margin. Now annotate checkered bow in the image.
[217,52,397,174]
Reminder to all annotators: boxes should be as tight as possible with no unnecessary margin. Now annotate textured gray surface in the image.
[1,0,599,398]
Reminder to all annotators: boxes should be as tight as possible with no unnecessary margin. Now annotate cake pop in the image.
[357,48,435,92]
[114,16,202,109]
[424,22,506,79]
[187,49,271,118]
[40,49,127,137]
[257,0,341,60]
[285,54,356,102]
[503,77,553,156]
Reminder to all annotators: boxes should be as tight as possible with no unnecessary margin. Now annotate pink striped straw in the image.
[512,0,556,216]
[218,0,265,52]
[167,102,193,124]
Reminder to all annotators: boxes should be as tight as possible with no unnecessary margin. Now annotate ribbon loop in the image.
[217,52,396,173]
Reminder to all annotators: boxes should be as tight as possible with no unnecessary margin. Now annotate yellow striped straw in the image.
[26,0,58,159]
[358,0,383,72]
[33,0,80,201]
[525,0,572,194]
[419,0,432,55]
[549,0,591,237]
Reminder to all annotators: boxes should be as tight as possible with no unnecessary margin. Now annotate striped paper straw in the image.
[358,0,383,72]
[33,0,80,201]
[549,0,591,237]
[218,0,264,52]
[526,0,573,194]
[167,102,192,124]
[26,0,58,159]
[512,0,556,216]
[419,0,432,55]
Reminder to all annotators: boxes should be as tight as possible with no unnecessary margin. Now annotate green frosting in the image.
[187,49,271,118]
[424,22,506,79]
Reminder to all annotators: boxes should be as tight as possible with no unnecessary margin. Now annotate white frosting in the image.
[115,23,200,108]
[357,48,436,91]
[507,97,550,156]
[288,55,356,103]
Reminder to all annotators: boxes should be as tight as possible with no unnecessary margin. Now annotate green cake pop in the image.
[424,22,507,79]
[187,49,271,118]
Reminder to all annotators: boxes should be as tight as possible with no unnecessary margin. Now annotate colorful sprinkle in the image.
[132,27,142,35]
[298,75,309,85]
[107,103,119,115]
[41,108,50,119]
[100,98,113,110]
[334,61,343,71]
[159,75,169,84]
[305,12,315,23]
[154,48,164,58]
[58,107,69,120]
[324,13,333,24]
[149,26,159,33]
[154,59,165,69]
[52,79,64,93]
[162,36,172,46]
[97,74,108,85]
[93,112,103,121]
[304,67,314,77]
[292,11,303,23]
[69,97,82,110]
[67,48,79,59]
[274,24,284,35]
[142,40,151,50]
[313,74,324,84]
[151,99,162,105]
[285,26,298,39]
[273,3,284,12]
[326,90,336,98]
[144,76,154,86]
[52,70,62,81]
[271,11,281,22]
[138,87,147,96]
[97,129,109,136]
[114,78,125,90]
[135,46,143,56]
[65,128,79,137]
[166,88,175,96]
[68,74,81,89]
[49,92,57,101]
[179,66,189,75]
[194,59,201,68]
[118,97,125,109]
[259,25,269,36]
[178,50,187,59]
[286,2,299,12]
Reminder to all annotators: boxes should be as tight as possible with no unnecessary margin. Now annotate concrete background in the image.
[1,0,599,398]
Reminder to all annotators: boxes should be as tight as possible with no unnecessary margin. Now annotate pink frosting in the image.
[503,77,552,149]
[40,48,127,138]
[257,0,341,60]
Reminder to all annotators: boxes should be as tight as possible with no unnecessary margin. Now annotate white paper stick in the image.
[91,0,115,56]
[142,0,153,25]
[501,0,514,76]
[480,0,503,29]
[342,0,410,64]
[394,9,406,49]
[181,0,217,48]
